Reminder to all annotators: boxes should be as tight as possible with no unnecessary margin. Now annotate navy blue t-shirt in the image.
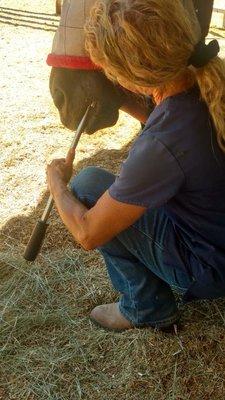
[109,86,225,301]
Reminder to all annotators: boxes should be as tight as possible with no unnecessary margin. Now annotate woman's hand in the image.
[47,148,75,194]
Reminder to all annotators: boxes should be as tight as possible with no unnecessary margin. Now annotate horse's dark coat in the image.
[50,68,125,133]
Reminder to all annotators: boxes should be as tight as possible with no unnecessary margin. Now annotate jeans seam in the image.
[131,225,165,252]
[131,225,193,290]
[127,280,139,322]
[170,283,188,291]
[119,302,179,327]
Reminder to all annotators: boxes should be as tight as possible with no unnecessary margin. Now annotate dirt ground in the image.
[0,1,225,251]
[1,1,225,399]
[0,0,140,252]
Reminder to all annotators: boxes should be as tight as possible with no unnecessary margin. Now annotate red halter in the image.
[47,54,100,70]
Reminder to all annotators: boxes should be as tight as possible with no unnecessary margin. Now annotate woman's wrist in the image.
[49,176,68,199]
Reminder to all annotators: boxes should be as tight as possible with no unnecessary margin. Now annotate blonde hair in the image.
[85,0,225,150]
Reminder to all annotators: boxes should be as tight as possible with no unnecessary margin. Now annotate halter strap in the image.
[46,54,100,70]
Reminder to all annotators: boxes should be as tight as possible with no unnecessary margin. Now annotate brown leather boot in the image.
[90,303,179,333]
[90,303,133,331]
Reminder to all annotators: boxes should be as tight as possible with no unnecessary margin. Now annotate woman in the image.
[47,0,225,331]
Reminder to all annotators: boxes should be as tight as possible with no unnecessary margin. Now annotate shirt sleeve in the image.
[108,133,185,208]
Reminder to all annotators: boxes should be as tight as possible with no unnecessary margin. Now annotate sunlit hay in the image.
[1,245,225,399]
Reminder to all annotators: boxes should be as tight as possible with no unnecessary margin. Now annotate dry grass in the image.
[1,246,225,400]
[1,1,225,399]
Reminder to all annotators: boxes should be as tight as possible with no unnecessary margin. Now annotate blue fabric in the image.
[109,86,225,301]
[70,167,185,327]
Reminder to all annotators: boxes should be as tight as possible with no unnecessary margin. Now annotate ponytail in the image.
[195,57,225,151]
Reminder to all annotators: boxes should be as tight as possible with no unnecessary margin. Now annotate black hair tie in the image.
[188,39,220,68]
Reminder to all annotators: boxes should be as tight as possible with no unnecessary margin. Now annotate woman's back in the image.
[110,86,225,270]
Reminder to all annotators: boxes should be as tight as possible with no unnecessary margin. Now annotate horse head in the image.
[47,0,203,133]
[47,0,125,133]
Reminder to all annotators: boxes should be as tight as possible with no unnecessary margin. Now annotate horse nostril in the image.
[53,89,65,110]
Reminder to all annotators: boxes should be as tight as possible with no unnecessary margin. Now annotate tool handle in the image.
[40,104,93,224]
[41,195,54,224]
[23,104,94,262]
[23,220,48,261]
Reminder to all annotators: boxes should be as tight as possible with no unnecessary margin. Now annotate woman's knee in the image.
[70,166,115,207]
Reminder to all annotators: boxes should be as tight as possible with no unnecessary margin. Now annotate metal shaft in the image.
[41,104,93,223]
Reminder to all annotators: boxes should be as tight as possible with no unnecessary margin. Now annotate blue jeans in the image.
[70,167,194,328]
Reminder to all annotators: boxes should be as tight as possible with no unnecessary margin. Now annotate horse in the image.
[47,0,214,133]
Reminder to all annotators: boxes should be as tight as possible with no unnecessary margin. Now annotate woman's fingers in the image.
[47,149,75,169]
[46,151,75,185]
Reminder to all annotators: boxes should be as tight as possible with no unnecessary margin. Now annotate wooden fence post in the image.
[56,0,62,16]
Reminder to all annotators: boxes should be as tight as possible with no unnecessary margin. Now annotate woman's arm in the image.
[46,140,146,252]
[51,179,146,250]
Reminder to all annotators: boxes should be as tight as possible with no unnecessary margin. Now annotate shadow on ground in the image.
[1,133,225,332]
[0,140,133,256]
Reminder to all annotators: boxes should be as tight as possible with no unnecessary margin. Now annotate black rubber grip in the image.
[23,220,48,261]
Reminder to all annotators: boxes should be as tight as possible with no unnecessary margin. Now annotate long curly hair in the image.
[85,0,225,150]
